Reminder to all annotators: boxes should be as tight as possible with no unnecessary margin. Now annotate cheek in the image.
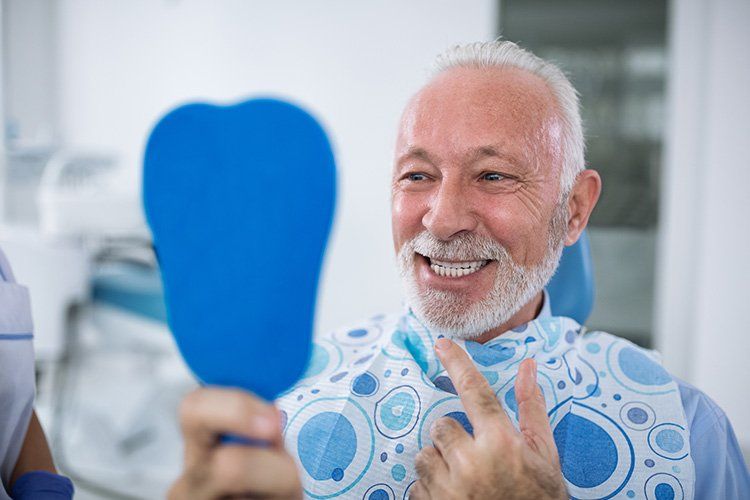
[480,202,543,265]
[391,192,428,251]
[482,210,518,246]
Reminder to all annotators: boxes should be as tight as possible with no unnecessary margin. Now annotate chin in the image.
[406,285,518,340]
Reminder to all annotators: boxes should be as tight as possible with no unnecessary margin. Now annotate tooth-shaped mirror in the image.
[143,98,336,400]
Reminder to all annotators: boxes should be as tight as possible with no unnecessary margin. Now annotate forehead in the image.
[397,66,561,165]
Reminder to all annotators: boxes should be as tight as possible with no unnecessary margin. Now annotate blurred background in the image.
[1,0,748,497]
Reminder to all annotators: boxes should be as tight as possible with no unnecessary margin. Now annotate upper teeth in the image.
[429,258,488,277]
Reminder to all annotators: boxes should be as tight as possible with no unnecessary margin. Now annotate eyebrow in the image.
[396,145,528,170]
[396,147,438,167]
[472,145,527,169]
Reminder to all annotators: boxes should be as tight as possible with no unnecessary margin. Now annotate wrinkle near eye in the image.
[514,183,547,224]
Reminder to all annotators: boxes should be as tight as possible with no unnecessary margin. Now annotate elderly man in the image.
[168,41,749,499]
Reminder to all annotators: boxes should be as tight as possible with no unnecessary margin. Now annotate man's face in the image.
[391,66,569,338]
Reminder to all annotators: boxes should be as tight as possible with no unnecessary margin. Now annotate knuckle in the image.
[414,448,428,467]
[430,417,456,442]
[414,447,437,477]
[179,394,216,446]
[454,462,474,483]
[457,370,488,392]
[477,395,501,416]
[506,434,524,454]
[521,428,543,453]
[488,427,511,448]
[179,389,205,426]
[450,446,474,471]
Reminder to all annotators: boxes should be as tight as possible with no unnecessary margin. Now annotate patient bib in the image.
[277,311,695,499]
[0,248,35,499]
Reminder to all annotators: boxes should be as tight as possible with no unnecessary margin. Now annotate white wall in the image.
[2,0,59,147]
[656,0,750,452]
[52,0,497,334]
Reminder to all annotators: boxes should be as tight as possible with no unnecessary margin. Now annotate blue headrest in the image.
[546,231,594,324]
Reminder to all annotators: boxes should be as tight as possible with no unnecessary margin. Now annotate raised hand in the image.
[411,338,567,500]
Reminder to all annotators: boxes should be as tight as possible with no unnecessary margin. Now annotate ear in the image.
[564,169,601,246]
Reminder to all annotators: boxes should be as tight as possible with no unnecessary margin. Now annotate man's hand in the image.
[168,387,302,500]
[411,338,567,500]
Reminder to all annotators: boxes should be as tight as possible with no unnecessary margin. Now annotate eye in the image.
[481,172,506,181]
[405,172,429,182]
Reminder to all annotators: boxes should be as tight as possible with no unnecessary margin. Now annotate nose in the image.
[422,180,478,240]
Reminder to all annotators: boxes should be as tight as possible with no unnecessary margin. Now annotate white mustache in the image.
[408,231,509,262]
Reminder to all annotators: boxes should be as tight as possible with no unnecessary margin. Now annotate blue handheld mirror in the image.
[143,98,336,401]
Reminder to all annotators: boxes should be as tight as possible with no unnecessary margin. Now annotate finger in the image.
[434,338,512,434]
[180,387,282,463]
[207,445,301,498]
[515,359,557,459]
[408,480,431,500]
[429,416,471,464]
[414,446,448,487]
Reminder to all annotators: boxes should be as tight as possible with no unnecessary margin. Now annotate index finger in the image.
[434,338,513,435]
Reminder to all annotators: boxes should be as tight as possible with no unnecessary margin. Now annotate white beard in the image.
[397,204,568,340]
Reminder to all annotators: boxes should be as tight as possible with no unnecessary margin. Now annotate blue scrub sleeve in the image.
[10,471,73,500]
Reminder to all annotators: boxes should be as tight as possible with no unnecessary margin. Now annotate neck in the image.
[471,290,544,344]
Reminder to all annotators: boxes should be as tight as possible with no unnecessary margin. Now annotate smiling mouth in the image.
[418,253,490,278]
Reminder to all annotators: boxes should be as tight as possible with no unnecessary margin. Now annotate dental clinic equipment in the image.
[1,150,147,364]
[37,151,147,240]
[2,149,182,497]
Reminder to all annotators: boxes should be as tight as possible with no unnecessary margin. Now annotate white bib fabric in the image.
[0,248,35,499]
[277,311,695,499]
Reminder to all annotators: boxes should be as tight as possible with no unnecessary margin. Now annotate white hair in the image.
[432,40,585,196]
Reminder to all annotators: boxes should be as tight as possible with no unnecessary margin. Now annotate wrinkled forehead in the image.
[396,66,563,171]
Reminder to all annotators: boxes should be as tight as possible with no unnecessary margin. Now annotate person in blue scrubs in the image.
[0,248,73,499]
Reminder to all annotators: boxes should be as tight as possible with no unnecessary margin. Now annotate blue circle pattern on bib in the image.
[375,386,421,439]
[277,313,693,499]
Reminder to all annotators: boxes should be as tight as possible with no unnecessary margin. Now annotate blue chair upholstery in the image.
[91,262,168,324]
[546,230,595,324]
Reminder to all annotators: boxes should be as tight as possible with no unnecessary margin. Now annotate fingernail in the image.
[435,338,452,351]
[530,359,537,379]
